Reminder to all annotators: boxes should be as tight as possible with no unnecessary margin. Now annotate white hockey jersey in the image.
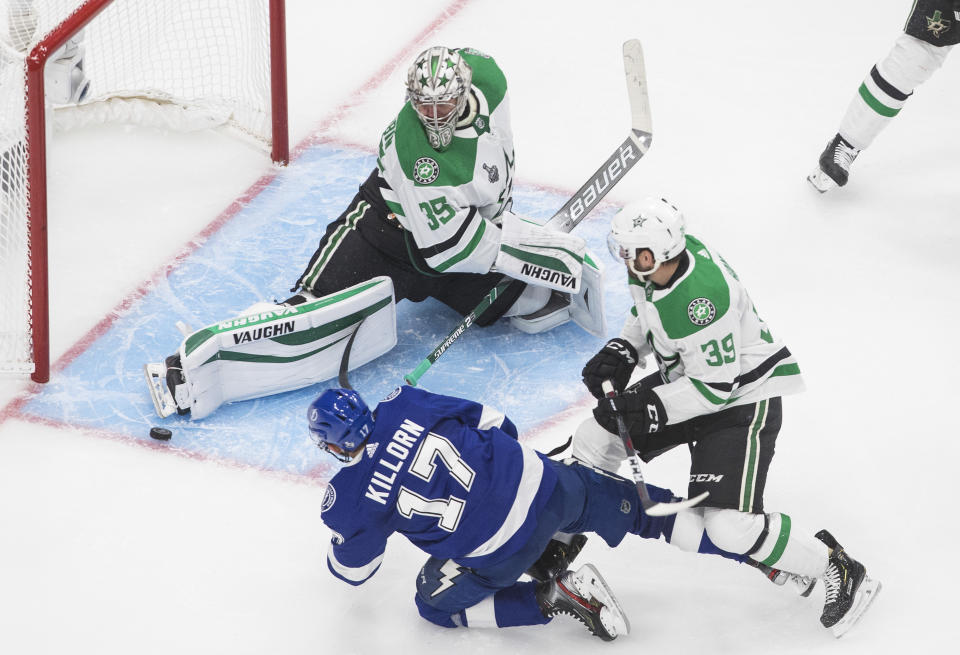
[621,234,805,424]
[375,48,514,274]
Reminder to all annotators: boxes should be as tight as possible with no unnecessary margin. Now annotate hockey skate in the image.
[144,354,189,418]
[816,529,881,638]
[536,563,630,641]
[807,134,860,193]
[749,560,817,597]
[526,534,588,582]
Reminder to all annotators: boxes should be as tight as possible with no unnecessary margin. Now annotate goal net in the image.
[0,0,288,382]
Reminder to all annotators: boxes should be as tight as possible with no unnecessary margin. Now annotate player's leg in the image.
[294,175,410,300]
[547,458,744,565]
[144,276,397,419]
[414,557,549,629]
[689,398,880,634]
[686,399,825,572]
[809,1,956,191]
[427,267,528,327]
[146,173,406,419]
[414,554,628,640]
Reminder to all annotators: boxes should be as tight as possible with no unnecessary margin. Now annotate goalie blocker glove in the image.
[581,338,638,399]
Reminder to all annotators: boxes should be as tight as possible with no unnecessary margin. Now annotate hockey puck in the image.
[149,427,172,441]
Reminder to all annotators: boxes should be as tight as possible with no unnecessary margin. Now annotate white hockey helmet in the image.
[405,46,473,151]
[607,197,686,278]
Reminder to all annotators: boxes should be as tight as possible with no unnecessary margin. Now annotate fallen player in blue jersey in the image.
[310,384,746,641]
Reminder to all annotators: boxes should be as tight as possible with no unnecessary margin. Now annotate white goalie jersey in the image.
[376,48,515,274]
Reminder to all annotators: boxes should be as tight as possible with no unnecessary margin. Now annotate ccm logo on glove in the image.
[581,338,639,399]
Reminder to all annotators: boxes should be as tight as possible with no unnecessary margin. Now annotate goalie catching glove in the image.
[581,338,639,399]
[493,212,586,293]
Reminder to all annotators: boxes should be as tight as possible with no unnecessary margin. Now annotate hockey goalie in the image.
[145,45,606,419]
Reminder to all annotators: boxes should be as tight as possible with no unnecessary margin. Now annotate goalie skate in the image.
[144,362,178,418]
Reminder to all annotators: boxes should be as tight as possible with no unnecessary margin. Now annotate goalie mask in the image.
[608,197,686,279]
[308,388,374,462]
[405,46,473,151]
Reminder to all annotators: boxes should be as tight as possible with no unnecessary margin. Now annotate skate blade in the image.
[831,576,881,638]
[143,362,177,419]
[573,563,630,638]
[807,169,836,193]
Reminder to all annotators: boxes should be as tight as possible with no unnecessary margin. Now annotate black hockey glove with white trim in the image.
[593,388,667,440]
[581,338,639,399]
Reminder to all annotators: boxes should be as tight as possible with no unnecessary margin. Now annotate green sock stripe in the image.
[858,83,901,118]
[303,201,369,288]
[761,514,792,567]
[739,399,767,511]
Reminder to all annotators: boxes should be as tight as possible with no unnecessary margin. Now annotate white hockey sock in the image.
[462,595,498,628]
[747,513,829,579]
[668,507,706,552]
[839,34,951,150]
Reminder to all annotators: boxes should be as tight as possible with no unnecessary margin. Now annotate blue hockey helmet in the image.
[307,388,374,461]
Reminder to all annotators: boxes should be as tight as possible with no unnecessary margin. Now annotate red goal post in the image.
[0,0,289,383]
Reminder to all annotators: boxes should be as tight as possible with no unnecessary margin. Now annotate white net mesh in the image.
[1,16,32,373]
[0,0,277,376]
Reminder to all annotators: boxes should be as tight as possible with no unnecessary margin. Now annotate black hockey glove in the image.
[581,338,639,399]
[593,388,667,441]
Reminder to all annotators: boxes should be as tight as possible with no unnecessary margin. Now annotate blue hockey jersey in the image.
[320,386,559,586]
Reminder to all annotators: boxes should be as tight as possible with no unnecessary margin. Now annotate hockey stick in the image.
[601,381,709,517]
[404,39,653,387]
[336,317,367,390]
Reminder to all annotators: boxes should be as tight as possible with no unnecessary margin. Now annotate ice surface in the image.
[1,1,956,653]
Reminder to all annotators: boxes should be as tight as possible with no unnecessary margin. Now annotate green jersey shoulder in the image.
[647,235,732,340]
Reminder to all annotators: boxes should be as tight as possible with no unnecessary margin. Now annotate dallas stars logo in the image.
[926,10,951,38]
[687,297,717,326]
[632,216,648,229]
[413,157,440,184]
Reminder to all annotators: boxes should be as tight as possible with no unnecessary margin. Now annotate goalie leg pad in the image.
[569,250,606,338]
[151,277,397,419]
[509,290,571,334]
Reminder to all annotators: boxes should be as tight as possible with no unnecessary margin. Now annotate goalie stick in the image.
[601,381,709,517]
[404,39,653,386]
